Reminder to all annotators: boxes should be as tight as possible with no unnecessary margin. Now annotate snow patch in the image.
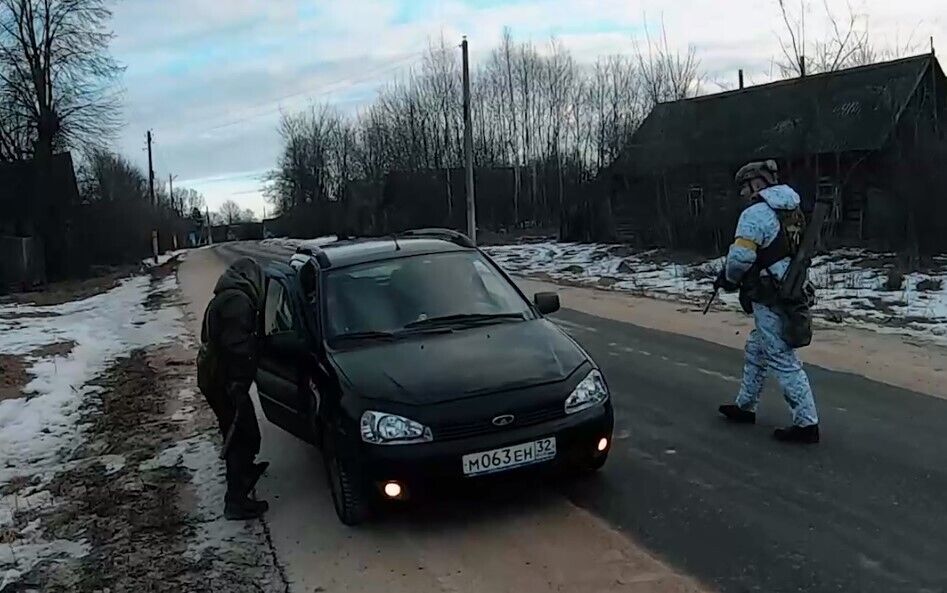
[0,539,89,590]
[139,435,247,561]
[142,249,188,267]
[0,273,186,590]
[484,242,947,345]
[0,276,184,477]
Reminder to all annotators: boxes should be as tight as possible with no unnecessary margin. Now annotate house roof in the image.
[621,54,939,173]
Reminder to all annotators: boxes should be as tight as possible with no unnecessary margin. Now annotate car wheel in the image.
[323,435,371,526]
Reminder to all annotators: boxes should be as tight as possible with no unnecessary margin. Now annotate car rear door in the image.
[256,264,311,439]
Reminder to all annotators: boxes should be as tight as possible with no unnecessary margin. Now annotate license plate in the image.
[462,437,556,477]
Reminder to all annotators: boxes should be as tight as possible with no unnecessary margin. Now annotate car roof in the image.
[307,237,471,269]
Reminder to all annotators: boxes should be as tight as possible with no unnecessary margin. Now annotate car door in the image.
[256,265,311,440]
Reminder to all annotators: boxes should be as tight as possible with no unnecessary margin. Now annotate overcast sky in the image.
[109,0,945,216]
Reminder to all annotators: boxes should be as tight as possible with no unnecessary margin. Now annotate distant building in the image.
[607,54,947,253]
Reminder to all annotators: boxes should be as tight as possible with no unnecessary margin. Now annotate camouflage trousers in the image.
[735,303,819,427]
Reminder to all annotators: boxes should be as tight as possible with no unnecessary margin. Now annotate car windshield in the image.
[324,251,532,340]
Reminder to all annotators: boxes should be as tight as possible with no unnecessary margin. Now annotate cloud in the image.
[109,0,947,215]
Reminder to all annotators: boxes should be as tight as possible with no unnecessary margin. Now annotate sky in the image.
[109,0,946,217]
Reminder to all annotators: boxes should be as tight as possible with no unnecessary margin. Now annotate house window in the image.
[688,185,704,217]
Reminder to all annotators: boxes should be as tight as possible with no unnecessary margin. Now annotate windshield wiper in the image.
[331,330,400,342]
[404,312,526,329]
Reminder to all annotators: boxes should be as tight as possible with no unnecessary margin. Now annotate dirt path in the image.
[179,247,711,593]
[515,278,947,399]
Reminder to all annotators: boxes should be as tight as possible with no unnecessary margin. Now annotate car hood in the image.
[330,319,588,405]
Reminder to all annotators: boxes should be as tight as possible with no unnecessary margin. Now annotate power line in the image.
[195,51,425,135]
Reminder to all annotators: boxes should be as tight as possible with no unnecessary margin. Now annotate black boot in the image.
[224,497,270,520]
[773,424,820,444]
[718,404,756,424]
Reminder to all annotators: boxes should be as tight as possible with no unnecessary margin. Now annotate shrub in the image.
[883,269,905,291]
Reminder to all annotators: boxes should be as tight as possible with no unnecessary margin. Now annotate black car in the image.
[255,229,613,525]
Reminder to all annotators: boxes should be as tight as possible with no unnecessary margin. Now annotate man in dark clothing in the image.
[197,257,270,520]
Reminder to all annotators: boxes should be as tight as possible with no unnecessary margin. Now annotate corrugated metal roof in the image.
[623,54,936,172]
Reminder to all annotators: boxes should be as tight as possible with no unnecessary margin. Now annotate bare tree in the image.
[636,18,702,106]
[0,0,122,159]
[218,200,245,225]
[774,0,919,77]
[174,187,205,215]
[80,148,147,203]
[266,31,704,229]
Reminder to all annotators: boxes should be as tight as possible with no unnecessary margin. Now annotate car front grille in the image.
[432,403,566,441]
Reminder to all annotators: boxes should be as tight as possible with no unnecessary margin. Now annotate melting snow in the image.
[0,274,185,589]
[142,249,189,267]
[0,276,183,474]
[140,434,247,561]
[484,242,947,345]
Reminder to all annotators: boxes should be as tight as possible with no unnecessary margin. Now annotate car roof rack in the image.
[397,228,475,249]
[294,245,331,268]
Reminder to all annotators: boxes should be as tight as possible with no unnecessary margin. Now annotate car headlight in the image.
[360,411,433,445]
[564,370,609,414]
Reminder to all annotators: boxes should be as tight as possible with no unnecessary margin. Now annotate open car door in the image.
[256,263,312,441]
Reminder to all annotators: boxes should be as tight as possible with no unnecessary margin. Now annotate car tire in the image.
[323,435,371,526]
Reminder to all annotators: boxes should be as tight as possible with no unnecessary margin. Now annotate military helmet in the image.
[734,159,779,187]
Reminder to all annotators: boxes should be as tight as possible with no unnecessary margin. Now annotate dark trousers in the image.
[202,384,262,502]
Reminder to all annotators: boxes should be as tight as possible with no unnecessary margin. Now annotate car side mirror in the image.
[534,292,560,315]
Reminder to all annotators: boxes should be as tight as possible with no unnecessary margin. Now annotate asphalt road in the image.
[212,241,947,593]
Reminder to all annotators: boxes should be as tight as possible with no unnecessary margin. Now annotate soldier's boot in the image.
[718,404,756,424]
[773,424,820,444]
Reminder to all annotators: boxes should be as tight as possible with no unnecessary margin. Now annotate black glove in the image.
[714,268,739,293]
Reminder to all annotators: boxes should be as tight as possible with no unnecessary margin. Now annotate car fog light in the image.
[384,482,403,498]
[597,437,609,452]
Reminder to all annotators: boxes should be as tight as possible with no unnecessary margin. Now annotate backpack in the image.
[196,302,220,395]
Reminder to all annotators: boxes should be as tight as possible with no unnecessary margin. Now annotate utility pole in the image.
[461,36,476,245]
[146,130,155,206]
[168,174,176,213]
[206,207,213,246]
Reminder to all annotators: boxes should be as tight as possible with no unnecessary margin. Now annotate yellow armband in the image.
[733,238,758,251]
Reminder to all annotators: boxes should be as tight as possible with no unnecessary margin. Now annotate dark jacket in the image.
[199,258,264,400]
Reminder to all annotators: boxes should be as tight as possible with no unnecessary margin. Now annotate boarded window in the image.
[688,185,704,217]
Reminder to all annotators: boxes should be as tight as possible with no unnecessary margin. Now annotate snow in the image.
[0,539,90,590]
[483,242,947,345]
[0,274,186,589]
[0,491,54,528]
[0,276,184,475]
[142,249,188,267]
[140,434,247,561]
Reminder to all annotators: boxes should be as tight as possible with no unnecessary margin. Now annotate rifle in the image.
[779,194,834,300]
[219,390,251,460]
[702,286,720,315]
[219,407,240,459]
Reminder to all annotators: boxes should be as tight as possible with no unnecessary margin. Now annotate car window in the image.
[325,251,531,338]
[264,280,295,335]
